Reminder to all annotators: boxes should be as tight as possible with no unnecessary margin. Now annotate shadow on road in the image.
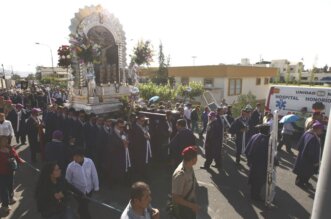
[259,187,310,219]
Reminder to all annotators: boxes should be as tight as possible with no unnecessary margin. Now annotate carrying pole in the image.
[311,110,331,219]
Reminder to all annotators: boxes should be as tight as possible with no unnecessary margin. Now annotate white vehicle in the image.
[265,85,331,116]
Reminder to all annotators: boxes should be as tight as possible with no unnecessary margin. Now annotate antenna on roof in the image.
[192,56,197,66]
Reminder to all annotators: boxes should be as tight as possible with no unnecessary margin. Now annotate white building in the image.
[167,65,277,105]
[36,66,69,81]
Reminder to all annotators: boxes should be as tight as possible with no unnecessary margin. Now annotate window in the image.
[204,78,214,88]
[256,78,261,85]
[228,78,242,96]
[181,77,189,85]
[264,78,269,85]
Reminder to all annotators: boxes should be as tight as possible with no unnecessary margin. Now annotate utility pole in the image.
[35,42,55,74]
[1,64,5,79]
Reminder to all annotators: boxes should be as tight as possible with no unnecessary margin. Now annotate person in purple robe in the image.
[293,121,323,189]
[244,124,270,201]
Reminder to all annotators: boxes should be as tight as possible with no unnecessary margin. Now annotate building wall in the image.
[36,66,69,80]
[220,76,270,104]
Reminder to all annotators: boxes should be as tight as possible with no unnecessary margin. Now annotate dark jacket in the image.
[169,128,196,161]
[45,140,68,171]
[36,179,82,218]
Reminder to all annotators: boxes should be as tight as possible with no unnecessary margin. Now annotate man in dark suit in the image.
[73,110,86,148]
[130,114,152,181]
[249,103,263,136]
[229,107,251,165]
[7,103,28,145]
[201,111,223,170]
[43,105,57,144]
[83,113,98,161]
[106,119,129,186]
[26,108,42,162]
[169,119,196,169]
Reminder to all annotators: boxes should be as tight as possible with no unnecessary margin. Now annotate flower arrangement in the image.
[130,40,153,66]
[57,45,71,68]
[69,33,102,64]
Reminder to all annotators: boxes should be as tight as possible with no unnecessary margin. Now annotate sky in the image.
[0,0,330,76]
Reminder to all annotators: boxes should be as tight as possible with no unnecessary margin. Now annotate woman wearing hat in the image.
[293,121,324,189]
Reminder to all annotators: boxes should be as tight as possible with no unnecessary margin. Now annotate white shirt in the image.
[183,107,191,120]
[0,120,15,137]
[282,123,295,135]
[17,110,22,132]
[121,201,151,219]
[65,157,99,194]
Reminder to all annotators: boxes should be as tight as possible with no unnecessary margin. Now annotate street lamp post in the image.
[1,64,4,78]
[35,42,55,74]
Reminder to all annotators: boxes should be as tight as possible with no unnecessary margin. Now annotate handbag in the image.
[8,157,18,171]
[166,182,195,219]
[7,148,18,171]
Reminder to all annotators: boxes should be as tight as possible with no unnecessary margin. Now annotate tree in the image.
[138,82,177,101]
[130,40,153,66]
[26,74,35,81]
[39,76,67,88]
[11,74,21,81]
[151,42,169,85]
[274,69,280,84]
[297,62,303,85]
[285,61,291,84]
[309,67,317,85]
[323,65,329,73]
[232,92,258,118]
[176,81,204,100]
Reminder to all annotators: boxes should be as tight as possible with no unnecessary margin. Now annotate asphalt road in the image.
[1,135,315,219]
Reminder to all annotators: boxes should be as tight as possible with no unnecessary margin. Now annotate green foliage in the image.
[138,82,176,101]
[297,62,303,85]
[39,77,67,88]
[118,96,131,120]
[131,40,153,66]
[11,74,21,81]
[176,81,204,100]
[274,69,280,83]
[26,74,35,81]
[232,92,257,118]
[309,67,316,85]
[285,64,291,85]
[152,42,169,85]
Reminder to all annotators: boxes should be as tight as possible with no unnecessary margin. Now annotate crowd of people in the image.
[0,86,328,218]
